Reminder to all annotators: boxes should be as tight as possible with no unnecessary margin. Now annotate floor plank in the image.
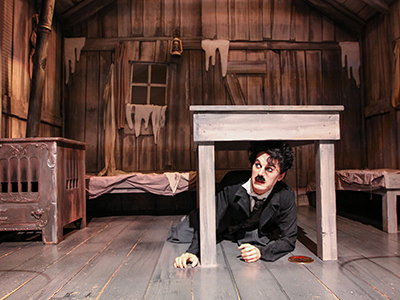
[50,216,160,300]
[340,257,400,299]
[144,239,240,299]
[221,240,291,300]
[191,244,240,300]
[142,242,194,300]
[0,217,113,299]
[98,216,180,300]
[2,217,135,300]
[293,242,389,300]
[297,206,400,300]
[0,209,399,300]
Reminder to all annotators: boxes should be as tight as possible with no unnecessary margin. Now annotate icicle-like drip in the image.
[201,39,230,77]
[391,38,400,108]
[339,41,360,87]
[125,104,167,144]
[64,37,86,84]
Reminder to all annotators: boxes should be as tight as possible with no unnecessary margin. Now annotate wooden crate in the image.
[0,138,86,244]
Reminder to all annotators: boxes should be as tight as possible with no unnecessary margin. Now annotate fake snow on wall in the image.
[339,41,360,88]
[126,104,167,144]
[64,37,86,84]
[201,39,230,77]
[392,38,400,108]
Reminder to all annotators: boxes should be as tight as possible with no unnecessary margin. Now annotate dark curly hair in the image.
[248,141,294,174]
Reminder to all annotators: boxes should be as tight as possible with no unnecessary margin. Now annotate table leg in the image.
[198,143,217,266]
[315,141,338,260]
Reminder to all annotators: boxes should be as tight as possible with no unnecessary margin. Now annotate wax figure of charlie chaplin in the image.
[169,141,297,269]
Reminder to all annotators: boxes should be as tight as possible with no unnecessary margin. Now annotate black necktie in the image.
[253,196,264,211]
[227,196,266,236]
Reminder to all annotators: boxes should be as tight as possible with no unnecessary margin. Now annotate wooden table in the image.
[190,105,344,266]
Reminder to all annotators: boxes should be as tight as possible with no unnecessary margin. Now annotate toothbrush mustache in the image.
[255,175,265,182]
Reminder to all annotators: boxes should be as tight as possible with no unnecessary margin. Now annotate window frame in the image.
[129,62,168,106]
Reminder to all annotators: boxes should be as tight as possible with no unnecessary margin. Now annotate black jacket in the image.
[187,180,297,262]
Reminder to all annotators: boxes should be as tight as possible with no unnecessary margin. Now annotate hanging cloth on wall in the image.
[152,105,167,143]
[339,41,360,88]
[115,43,130,129]
[201,39,230,77]
[64,37,86,85]
[98,64,117,176]
[125,104,167,144]
[392,38,400,108]
[133,105,153,136]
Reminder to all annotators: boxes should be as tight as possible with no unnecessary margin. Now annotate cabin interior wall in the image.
[0,0,379,204]
[362,1,400,169]
[60,0,365,205]
[0,0,62,139]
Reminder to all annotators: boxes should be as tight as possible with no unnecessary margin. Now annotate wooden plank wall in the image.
[0,0,62,138]
[363,1,400,169]
[63,0,364,191]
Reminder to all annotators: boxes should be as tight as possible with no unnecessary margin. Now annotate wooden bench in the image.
[335,169,400,233]
[86,171,197,199]
[308,169,400,233]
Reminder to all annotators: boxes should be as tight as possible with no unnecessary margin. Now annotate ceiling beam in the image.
[302,0,365,36]
[59,0,114,29]
[359,0,390,14]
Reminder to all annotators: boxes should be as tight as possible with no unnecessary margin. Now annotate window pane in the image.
[151,65,167,84]
[132,64,148,83]
[150,87,165,105]
[132,86,147,104]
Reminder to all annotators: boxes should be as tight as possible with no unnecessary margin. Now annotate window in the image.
[130,63,167,105]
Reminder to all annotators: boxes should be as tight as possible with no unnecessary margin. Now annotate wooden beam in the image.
[83,37,339,52]
[301,0,365,36]
[227,61,267,74]
[364,97,392,118]
[229,41,340,51]
[224,75,246,105]
[359,0,390,14]
[59,0,114,29]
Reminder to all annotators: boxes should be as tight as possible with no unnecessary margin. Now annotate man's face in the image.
[251,152,285,195]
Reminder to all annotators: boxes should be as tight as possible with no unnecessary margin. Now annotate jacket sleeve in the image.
[259,188,297,261]
[186,185,232,257]
[186,228,200,256]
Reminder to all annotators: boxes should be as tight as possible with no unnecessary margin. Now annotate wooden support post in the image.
[382,191,399,233]
[0,43,2,137]
[315,141,338,260]
[26,0,55,137]
[198,143,217,266]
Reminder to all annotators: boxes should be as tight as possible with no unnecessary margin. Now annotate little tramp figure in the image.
[173,141,297,269]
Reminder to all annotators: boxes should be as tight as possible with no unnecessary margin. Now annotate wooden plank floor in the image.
[0,207,399,300]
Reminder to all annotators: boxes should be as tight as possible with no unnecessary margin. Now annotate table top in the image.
[190,105,344,113]
[191,105,343,142]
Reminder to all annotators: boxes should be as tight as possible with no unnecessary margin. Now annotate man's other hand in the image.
[238,243,261,263]
[174,252,199,269]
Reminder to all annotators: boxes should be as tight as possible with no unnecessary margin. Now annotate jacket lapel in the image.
[259,185,281,229]
[234,187,251,217]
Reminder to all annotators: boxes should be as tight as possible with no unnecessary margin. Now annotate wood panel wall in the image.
[0,0,62,138]
[63,0,364,193]
[363,1,400,169]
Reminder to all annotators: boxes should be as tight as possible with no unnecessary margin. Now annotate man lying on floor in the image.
[169,141,297,269]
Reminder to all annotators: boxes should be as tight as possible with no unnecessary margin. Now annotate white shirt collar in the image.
[242,178,272,200]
